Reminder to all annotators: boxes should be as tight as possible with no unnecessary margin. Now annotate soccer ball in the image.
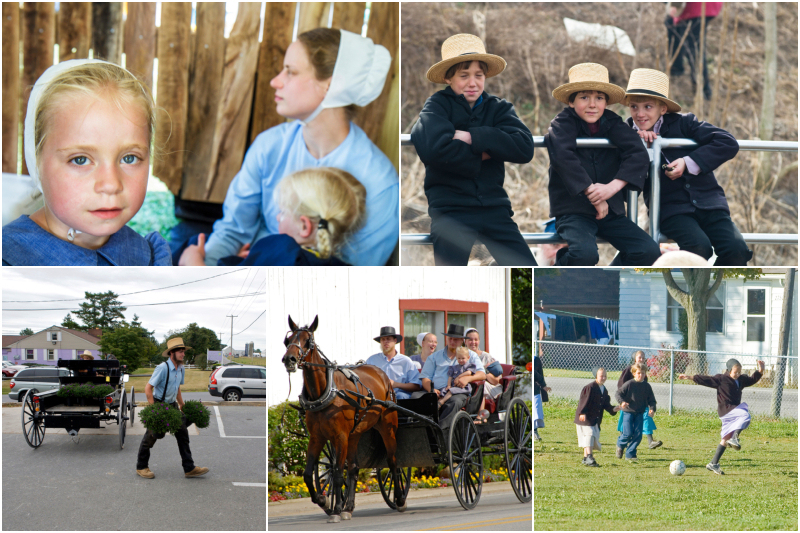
[670,460,686,476]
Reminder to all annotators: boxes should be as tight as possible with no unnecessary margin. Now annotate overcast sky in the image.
[2,267,266,350]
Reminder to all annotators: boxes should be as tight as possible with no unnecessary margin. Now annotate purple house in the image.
[3,326,101,365]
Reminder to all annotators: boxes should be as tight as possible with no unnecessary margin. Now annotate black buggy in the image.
[21,359,136,449]
[308,363,532,512]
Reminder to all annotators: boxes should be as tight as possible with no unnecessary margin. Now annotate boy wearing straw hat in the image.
[624,68,751,266]
[411,34,536,267]
[546,63,662,266]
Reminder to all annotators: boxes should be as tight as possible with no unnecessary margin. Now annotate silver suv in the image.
[208,364,266,401]
[9,367,70,401]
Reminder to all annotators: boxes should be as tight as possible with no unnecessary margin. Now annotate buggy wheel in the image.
[129,387,136,427]
[118,389,127,449]
[504,398,532,503]
[377,466,411,511]
[21,389,45,449]
[448,410,483,510]
[313,440,347,516]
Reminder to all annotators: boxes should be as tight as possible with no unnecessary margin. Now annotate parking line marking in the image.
[232,482,267,487]
[214,406,226,437]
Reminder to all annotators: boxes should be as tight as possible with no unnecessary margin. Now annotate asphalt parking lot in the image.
[2,405,265,531]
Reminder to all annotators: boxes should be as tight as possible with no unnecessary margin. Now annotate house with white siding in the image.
[619,270,798,375]
[267,269,513,406]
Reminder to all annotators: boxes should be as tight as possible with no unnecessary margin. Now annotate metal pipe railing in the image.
[400,134,798,248]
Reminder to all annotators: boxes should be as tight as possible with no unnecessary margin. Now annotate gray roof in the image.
[535,269,620,307]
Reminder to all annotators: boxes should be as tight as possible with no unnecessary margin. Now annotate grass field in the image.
[534,397,798,531]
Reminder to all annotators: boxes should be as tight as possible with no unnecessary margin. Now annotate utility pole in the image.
[227,315,237,361]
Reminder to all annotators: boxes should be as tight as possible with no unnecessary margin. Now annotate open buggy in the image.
[21,359,136,449]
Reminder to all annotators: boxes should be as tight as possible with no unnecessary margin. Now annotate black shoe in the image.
[706,463,725,475]
[648,440,663,449]
[726,434,741,450]
[534,430,542,442]
[616,447,624,459]
[586,459,599,467]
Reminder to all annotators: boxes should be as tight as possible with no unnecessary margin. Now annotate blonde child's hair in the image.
[632,362,648,375]
[34,62,158,171]
[275,167,367,260]
[455,346,469,358]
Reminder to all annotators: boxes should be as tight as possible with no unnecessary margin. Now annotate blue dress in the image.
[203,121,398,266]
[217,234,349,266]
[2,215,171,266]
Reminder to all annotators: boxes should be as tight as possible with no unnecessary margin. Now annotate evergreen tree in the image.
[19,328,34,336]
[73,291,127,331]
[61,313,84,331]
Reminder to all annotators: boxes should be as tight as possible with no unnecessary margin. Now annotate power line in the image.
[3,291,266,311]
[2,268,249,303]
[235,310,265,336]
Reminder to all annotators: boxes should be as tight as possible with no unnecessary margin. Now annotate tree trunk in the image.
[771,268,795,417]
[757,2,777,190]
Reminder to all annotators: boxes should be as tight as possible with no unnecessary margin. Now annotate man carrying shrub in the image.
[136,337,209,479]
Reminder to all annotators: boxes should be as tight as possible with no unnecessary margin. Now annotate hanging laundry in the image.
[554,315,577,341]
[589,318,609,340]
[573,317,590,340]
[535,312,556,337]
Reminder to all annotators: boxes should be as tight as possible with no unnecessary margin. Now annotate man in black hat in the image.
[365,326,421,400]
[419,324,486,429]
[136,337,209,479]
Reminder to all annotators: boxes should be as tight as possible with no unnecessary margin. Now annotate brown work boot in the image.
[185,466,209,478]
[136,468,155,479]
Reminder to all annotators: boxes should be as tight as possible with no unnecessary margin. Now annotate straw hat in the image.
[426,34,506,84]
[623,68,681,112]
[552,63,626,105]
[162,337,191,357]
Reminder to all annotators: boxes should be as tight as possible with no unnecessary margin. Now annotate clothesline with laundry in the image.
[535,309,618,345]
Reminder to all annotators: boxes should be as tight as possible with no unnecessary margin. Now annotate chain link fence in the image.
[535,340,798,419]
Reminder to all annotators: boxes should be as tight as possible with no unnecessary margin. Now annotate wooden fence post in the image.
[123,2,156,91]
[331,2,366,34]
[298,2,331,34]
[91,2,123,64]
[153,2,192,195]
[57,2,92,62]
[2,3,20,173]
[21,2,55,176]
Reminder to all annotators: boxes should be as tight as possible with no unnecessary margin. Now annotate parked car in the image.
[9,367,70,401]
[208,364,266,401]
[3,363,29,378]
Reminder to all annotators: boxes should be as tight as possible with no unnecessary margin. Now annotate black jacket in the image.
[626,112,738,222]
[546,107,649,218]
[575,381,618,428]
[692,371,762,417]
[411,86,534,210]
[533,356,548,402]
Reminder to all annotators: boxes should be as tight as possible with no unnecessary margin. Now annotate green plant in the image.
[268,401,309,476]
[182,400,211,428]
[57,383,115,399]
[195,354,208,371]
[138,402,184,435]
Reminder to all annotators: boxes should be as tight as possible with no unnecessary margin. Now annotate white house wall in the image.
[267,268,508,406]
[618,271,651,349]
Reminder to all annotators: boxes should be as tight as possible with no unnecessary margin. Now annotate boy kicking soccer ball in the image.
[679,358,765,475]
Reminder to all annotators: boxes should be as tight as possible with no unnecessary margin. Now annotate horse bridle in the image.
[283,328,334,370]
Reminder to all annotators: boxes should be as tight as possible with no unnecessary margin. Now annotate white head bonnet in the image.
[301,29,392,125]
[417,332,432,347]
[24,59,126,193]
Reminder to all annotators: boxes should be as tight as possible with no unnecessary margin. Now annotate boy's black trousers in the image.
[554,213,662,266]
[660,209,752,266]
[429,206,537,266]
[136,401,196,473]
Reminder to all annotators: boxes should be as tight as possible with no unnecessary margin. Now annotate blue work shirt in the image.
[420,348,486,391]
[149,359,185,404]
[2,215,171,266]
[365,351,422,400]
[203,121,399,267]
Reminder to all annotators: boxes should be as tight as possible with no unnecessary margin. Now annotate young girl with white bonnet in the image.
[178,28,397,267]
[2,59,171,266]
[181,167,365,266]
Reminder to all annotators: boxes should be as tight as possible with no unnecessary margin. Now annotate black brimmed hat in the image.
[442,324,466,339]
[374,326,403,343]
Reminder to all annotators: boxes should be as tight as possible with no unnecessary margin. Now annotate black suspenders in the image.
[156,362,170,403]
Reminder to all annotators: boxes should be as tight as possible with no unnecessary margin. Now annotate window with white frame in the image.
[50,332,58,341]
[25,349,34,360]
[667,282,725,333]
[47,349,55,361]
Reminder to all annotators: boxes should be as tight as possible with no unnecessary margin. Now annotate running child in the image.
[534,354,549,441]
[617,350,662,449]
[179,168,366,266]
[575,367,619,467]
[679,358,765,475]
[615,362,657,462]
[438,346,476,407]
[546,63,662,266]
[623,68,750,265]
[411,33,536,266]
[3,60,171,266]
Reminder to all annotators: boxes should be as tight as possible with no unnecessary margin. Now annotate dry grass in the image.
[401,2,798,266]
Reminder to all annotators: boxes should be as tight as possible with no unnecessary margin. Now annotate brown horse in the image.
[282,315,404,523]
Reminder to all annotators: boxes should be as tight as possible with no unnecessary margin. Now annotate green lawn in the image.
[534,397,798,531]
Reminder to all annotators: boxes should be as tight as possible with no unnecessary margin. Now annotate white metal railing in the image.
[400,134,799,247]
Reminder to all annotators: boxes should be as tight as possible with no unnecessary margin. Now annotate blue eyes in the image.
[122,154,138,164]
[69,154,140,166]
[71,156,88,165]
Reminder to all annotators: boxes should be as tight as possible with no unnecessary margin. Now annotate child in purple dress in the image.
[438,347,477,407]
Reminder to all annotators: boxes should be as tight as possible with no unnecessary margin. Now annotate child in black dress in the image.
[679,358,764,475]
[575,367,619,467]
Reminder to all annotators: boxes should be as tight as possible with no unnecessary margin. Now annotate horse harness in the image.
[284,327,392,434]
